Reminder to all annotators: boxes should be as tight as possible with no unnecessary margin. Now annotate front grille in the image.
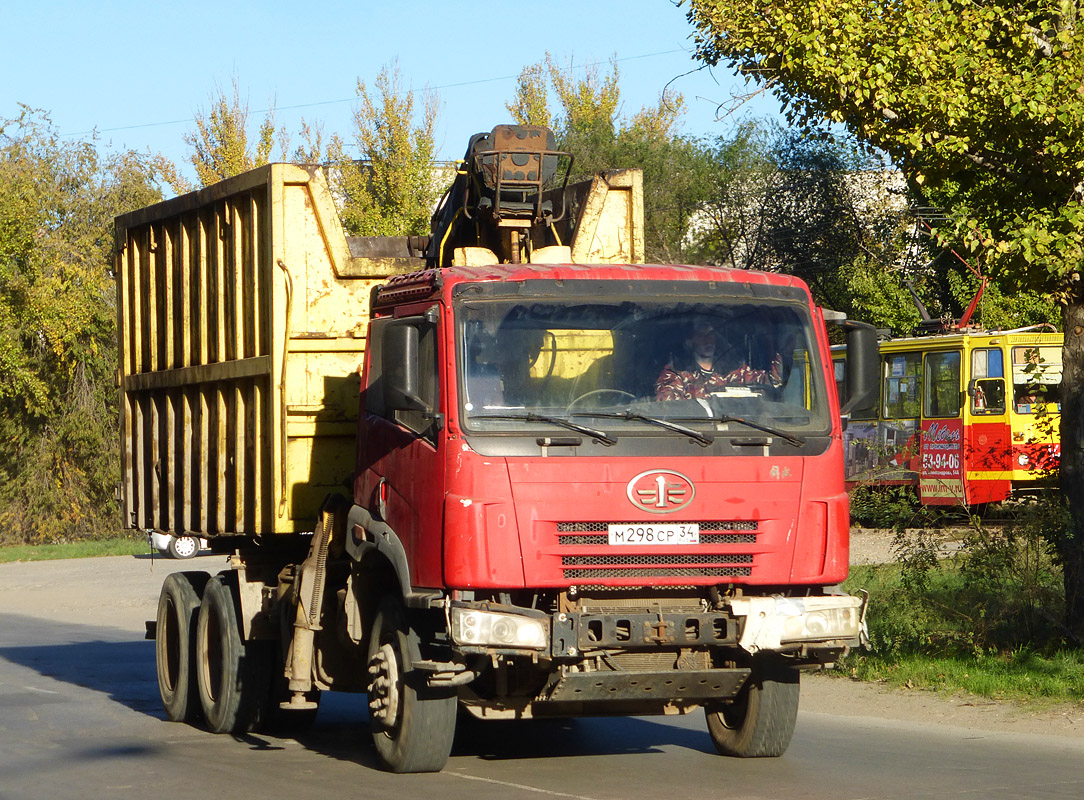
[557,521,758,532]
[557,521,757,546]
[562,554,753,566]
[564,566,751,579]
[554,520,759,582]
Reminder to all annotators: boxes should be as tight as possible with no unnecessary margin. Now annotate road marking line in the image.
[449,772,598,800]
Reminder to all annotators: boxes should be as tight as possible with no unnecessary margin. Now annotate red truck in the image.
[119,126,877,773]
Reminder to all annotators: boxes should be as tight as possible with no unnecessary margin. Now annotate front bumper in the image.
[449,592,866,660]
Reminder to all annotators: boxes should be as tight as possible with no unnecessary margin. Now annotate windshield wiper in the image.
[671,413,806,447]
[571,410,713,447]
[470,413,617,446]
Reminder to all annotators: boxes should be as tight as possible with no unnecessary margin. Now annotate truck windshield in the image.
[456,290,830,440]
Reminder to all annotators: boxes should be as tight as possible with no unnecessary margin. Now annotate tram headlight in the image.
[1018,453,1030,467]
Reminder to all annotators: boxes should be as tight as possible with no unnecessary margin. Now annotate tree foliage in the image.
[0,108,165,543]
[507,62,553,130]
[508,53,711,262]
[686,0,1084,635]
[688,122,924,325]
[183,75,277,190]
[336,61,442,237]
[686,0,1084,289]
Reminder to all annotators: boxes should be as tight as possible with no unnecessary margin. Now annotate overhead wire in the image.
[61,48,691,139]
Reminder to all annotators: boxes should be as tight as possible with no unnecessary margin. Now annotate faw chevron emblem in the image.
[626,469,695,514]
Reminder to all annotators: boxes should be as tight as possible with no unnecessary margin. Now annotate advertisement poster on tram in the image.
[919,419,965,503]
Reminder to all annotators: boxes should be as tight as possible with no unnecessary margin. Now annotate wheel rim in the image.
[719,698,746,731]
[717,685,751,731]
[173,537,197,558]
[368,641,401,733]
[200,602,224,704]
[162,596,181,693]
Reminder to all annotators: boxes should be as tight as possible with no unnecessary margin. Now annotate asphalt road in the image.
[2,554,1083,800]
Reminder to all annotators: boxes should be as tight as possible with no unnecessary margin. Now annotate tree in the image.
[509,54,714,262]
[507,62,553,129]
[686,0,1084,635]
[335,61,443,237]
[0,107,165,543]
[183,75,277,189]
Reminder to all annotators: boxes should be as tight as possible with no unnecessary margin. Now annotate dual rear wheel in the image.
[154,572,209,723]
[154,571,318,734]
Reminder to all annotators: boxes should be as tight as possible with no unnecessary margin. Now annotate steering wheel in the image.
[566,389,635,413]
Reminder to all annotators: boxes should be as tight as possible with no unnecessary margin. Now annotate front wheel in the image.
[705,659,799,758]
[367,595,456,773]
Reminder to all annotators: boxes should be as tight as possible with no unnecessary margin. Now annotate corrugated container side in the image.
[116,164,411,537]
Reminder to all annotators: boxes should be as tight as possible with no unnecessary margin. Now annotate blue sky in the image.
[3,1,783,182]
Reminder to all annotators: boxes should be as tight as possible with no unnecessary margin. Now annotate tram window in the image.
[971,348,1004,379]
[1011,345,1063,413]
[971,378,1006,414]
[970,348,1006,414]
[883,352,921,419]
[835,357,877,419]
[924,351,962,418]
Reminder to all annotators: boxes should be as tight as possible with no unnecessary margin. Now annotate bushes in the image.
[0,109,164,545]
[852,498,1069,659]
[848,485,944,530]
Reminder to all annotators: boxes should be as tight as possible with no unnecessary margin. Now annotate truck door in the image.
[359,307,446,589]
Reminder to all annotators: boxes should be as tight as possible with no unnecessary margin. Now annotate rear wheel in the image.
[705,659,799,758]
[155,571,209,722]
[195,574,269,733]
[367,595,456,773]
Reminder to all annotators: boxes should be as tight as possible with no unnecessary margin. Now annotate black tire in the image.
[155,571,209,723]
[367,595,456,773]
[167,535,200,560]
[705,659,800,758]
[195,575,269,734]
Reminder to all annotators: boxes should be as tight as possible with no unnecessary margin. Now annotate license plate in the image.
[607,523,700,546]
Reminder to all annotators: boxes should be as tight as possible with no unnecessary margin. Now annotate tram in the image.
[835,327,1062,506]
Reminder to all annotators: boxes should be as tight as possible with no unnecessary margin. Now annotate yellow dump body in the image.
[116,163,645,538]
[116,164,412,536]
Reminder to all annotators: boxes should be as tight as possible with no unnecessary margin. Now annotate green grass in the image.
[842,649,1084,706]
[841,558,1084,707]
[0,535,150,563]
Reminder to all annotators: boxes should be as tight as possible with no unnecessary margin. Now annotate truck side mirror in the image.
[839,320,879,417]
[383,321,430,413]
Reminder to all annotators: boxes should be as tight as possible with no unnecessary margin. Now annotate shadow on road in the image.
[452,713,714,760]
[1,613,716,768]
[0,613,164,718]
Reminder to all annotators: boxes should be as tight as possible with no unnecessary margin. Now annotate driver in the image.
[655,320,781,401]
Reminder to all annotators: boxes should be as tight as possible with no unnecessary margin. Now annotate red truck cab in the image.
[349,261,875,769]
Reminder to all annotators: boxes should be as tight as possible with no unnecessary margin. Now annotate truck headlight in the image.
[731,595,864,652]
[451,607,549,650]
[780,604,860,641]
